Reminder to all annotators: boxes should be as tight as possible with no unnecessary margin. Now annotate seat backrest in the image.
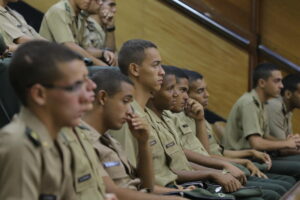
[0,58,21,128]
[87,66,120,77]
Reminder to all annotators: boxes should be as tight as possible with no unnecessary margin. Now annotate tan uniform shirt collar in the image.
[63,0,76,18]
[250,89,264,109]
[0,6,8,14]
[19,106,55,148]
[79,120,102,142]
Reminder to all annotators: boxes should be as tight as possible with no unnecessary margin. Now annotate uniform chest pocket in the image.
[179,124,193,135]
[69,142,96,192]
[164,141,180,157]
[103,161,128,180]
[149,137,166,172]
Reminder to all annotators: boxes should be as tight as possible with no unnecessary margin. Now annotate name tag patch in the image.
[166,141,175,148]
[78,174,91,183]
[149,139,157,146]
[182,124,188,128]
[39,194,56,200]
[103,161,121,168]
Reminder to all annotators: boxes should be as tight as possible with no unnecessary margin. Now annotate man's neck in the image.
[83,109,106,135]
[147,101,163,118]
[30,107,61,140]
[254,87,268,103]
[283,97,293,113]
[132,81,152,109]
[68,0,80,15]
[0,0,7,7]
[91,14,102,26]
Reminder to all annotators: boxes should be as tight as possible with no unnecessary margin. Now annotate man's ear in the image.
[258,78,266,88]
[285,90,293,99]
[96,90,108,106]
[29,84,47,106]
[128,63,139,78]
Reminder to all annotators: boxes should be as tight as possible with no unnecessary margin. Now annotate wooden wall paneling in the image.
[115,0,249,119]
[261,0,300,67]
[24,0,58,12]
[181,0,252,39]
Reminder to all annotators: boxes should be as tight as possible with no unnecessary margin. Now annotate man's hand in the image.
[184,99,204,121]
[245,160,268,179]
[252,150,272,170]
[102,50,116,65]
[212,173,242,193]
[224,163,247,185]
[100,8,115,27]
[105,193,118,200]
[127,113,149,144]
[285,136,300,149]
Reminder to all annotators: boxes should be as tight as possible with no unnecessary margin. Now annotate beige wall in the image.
[115,0,249,119]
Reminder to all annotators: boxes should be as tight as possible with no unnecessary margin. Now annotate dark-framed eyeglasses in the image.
[41,80,85,93]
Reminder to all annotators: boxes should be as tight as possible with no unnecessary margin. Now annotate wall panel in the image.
[261,0,300,66]
[115,0,249,118]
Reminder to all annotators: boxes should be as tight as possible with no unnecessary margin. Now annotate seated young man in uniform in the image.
[85,0,116,52]
[0,0,44,51]
[40,0,116,66]
[222,63,300,180]
[59,68,185,200]
[80,68,188,199]
[107,40,248,199]
[266,74,300,152]
[0,40,95,199]
[167,67,295,198]
[149,66,295,200]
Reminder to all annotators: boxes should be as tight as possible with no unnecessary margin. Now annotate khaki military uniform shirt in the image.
[163,111,210,156]
[59,124,106,200]
[83,121,143,191]
[222,89,269,150]
[266,97,293,140]
[40,0,89,47]
[205,120,223,156]
[84,17,106,49]
[0,107,77,200]
[146,108,192,186]
[109,101,178,186]
[108,100,142,167]
[0,6,42,45]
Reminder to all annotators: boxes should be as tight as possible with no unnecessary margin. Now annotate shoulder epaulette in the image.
[25,127,41,147]
[253,97,260,108]
[64,2,71,13]
[77,125,90,131]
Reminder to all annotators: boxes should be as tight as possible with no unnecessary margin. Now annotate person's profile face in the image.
[44,59,96,127]
[152,74,177,111]
[264,70,283,98]
[103,82,134,130]
[87,0,101,14]
[172,78,189,113]
[76,0,92,11]
[188,78,209,108]
[102,0,116,14]
[138,47,165,93]
[289,84,300,109]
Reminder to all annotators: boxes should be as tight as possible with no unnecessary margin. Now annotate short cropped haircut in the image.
[91,68,134,97]
[281,73,300,96]
[162,65,174,76]
[118,39,157,75]
[163,65,189,81]
[253,63,279,88]
[183,69,203,83]
[9,40,83,106]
